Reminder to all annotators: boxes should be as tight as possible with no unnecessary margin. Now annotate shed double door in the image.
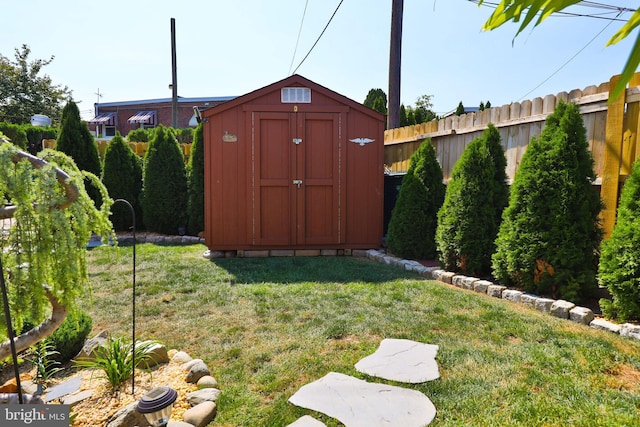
[253,111,341,246]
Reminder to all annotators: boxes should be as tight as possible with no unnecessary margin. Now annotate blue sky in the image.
[1,1,637,120]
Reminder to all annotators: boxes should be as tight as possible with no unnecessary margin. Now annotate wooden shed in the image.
[202,75,385,252]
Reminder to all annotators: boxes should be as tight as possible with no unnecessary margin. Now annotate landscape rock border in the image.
[355,249,640,342]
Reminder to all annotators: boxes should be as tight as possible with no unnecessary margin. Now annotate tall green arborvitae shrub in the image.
[102,133,143,231]
[141,125,188,234]
[492,101,603,302]
[387,140,444,259]
[436,124,508,276]
[599,157,640,321]
[187,124,204,235]
[55,101,102,204]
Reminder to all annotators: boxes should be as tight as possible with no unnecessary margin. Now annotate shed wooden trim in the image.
[202,74,384,121]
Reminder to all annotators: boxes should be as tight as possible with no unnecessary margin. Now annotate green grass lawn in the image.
[82,243,640,426]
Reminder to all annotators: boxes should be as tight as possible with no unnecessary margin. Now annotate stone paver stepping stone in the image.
[286,415,327,426]
[288,372,436,427]
[355,338,439,383]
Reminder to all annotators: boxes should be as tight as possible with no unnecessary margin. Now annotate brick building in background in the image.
[88,96,235,138]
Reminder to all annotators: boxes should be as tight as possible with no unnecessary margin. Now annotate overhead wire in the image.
[467,1,635,101]
[517,10,623,100]
[288,0,310,76]
[468,0,634,22]
[291,0,345,75]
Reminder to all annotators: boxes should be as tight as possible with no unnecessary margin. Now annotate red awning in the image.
[88,112,116,125]
[128,111,156,125]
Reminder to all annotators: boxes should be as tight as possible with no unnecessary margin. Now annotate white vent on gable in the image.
[281,87,311,103]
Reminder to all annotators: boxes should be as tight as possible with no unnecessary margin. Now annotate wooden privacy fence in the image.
[42,139,192,163]
[384,73,640,238]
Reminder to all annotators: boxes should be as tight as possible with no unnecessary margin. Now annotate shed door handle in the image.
[293,179,302,188]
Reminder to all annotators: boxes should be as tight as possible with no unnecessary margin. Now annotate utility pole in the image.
[171,18,178,128]
[388,0,403,130]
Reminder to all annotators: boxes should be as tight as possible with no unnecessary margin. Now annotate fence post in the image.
[601,74,625,238]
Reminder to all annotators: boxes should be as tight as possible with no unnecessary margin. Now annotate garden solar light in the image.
[136,386,177,427]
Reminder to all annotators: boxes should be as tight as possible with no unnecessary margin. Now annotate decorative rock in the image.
[173,351,193,364]
[590,318,621,334]
[569,306,595,325]
[535,298,555,313]
[550,300,576,319]
[186,361,211,384]
[167,422,196,427]
[473,280,492,294]
[452,275,467,288]
[105,401,150,427]
[620,323,640,340]
[287,415,327,426]
[187,388,221,405]
[139,341,169,367]
[289,372,436,427]
[168,348,178,358]
[61,389,93,407]
[520,294,539,308]
[355,339,439,383]
[487,284,507,298]
[502,289,523,303]
[75,330,109,361]
[430,270,446,281]
[439,272,455,284]
[19,380,38,395]
[182,401,217,427]
[182,358,203,371]
[461,277,479,290]
[197,375,218,389]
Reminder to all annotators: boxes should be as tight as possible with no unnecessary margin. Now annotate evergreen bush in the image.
[599,157,640,321]
[0,122,27,149]
[141,125,188,234]
[436,124,508,276]
[126,128,150,142]
[387,140,444,259]
[23,124,57,155]
[187,124,205,235]
[46,310,92,364]
[492,101,603,302]
[175,127,194,144]
[102,132,143,231]
[55,101,102,204]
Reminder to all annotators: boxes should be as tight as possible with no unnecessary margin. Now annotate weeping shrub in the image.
[436,124,508,276]
[599,157,640,321]
[492,101,603,302]
[386,140,444,259]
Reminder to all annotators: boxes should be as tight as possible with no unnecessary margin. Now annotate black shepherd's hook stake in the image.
[0,256,23,404]
[113,199,136,395]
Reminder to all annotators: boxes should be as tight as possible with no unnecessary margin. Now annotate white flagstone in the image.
[355,338,440,383]
[286,415,327,427]
[288,372,436,427]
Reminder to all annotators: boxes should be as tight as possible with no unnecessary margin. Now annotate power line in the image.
[291,0,345,75]
[468,0,634,22]
[288,0,310,75]
[517,10,622,100]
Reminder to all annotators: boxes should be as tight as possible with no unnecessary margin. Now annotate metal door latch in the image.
[293,179,303,188]
[293,138,302,145]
